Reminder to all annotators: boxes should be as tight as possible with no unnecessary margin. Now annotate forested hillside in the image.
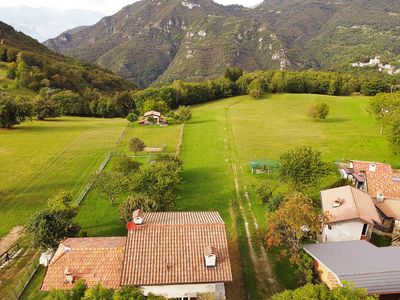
[45,0,400,87]
[0,21,137,119]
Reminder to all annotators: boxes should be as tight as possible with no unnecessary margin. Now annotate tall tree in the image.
[368,92,400,135]
[265,192,319,263]
[92,171,127,204]
[279,146,331,190]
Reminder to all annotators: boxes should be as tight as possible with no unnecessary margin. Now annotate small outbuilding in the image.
[139,111,167,126]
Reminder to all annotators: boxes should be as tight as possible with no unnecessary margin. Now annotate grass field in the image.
[8,93,397,300]
[0,117,127,237]
[75,122,183,237]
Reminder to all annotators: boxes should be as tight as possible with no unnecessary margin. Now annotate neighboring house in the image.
[321,186,380,243]
[304,240,400,299]
[41,211,233,300]
[340,160,400,232]
[139,111,167,126]
[41,237,126,290]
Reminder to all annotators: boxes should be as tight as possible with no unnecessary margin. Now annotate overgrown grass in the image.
[0,117,127,237]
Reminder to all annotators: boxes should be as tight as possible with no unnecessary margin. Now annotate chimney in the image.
[132,209,144,225]
[204,246,217,268]
[333,198,344,208]
[376,192,385,203]
[64,268,74,285]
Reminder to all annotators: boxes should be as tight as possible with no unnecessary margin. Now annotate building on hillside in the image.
[304,240,400,299]
[138,111,167,126]
[321,186,381,243]
[41,211,232,300]
[340,160,400,233]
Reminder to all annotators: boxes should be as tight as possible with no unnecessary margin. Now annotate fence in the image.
[0,243,20,266]
[76,151,112,205]
[12,253,40,300]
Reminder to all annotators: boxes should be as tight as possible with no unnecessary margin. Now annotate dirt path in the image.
[225,101,281,299]
[0,226,24,254]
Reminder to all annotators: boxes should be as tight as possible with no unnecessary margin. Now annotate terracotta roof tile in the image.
[121,211,232,286]
[41,237,126,291]
[351,160,400,199]
[321,186,380,224]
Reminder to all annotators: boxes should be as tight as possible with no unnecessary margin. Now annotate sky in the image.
[0,0,262,14]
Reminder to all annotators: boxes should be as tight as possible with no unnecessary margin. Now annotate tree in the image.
[255,182,282,212]
[119,194,156,224]
[224,67,243,82]
[174,106,192,123]
[126,112,138,124]
[82,284,113,300]
[0,93,31,128]
[128,137,145,155]
[27,209,80,249]
[308,102,330,121]
[368,92,400,135]
[279,146,331,190]
[142,99,169,115]
[113,91,135,117]
[248,78,263,99]
[47,190,76,212]
[50,91,82,116]
[92,171,127,204]
[361,78,389,96]
[388,115,400,154]
[131,155,183,211]
[112,286,146,300]
[265,192,319,263]
[271,282,377,300]
[33,96,60,120]
[115,156,140,176]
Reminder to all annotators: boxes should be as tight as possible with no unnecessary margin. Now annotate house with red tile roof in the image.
[321,186,381,243]
[340,161,400,234]
[41,211,232,300]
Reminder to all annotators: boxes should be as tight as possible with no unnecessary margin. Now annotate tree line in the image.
[1,62,394,128]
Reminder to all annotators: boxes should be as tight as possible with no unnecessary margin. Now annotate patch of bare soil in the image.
[0,226,24,254]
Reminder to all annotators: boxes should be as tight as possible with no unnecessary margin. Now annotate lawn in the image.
[0,117,127,237]
[74,122,184,237]
[227,94,397,225]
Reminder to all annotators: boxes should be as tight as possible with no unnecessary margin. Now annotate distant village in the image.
[351,56,400,75]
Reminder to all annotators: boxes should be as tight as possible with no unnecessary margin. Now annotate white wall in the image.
[322,220,365,242]
[141,282,226,299]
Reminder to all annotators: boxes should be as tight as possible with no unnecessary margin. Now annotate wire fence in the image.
[76,151,112,205]
[12,253,40,300]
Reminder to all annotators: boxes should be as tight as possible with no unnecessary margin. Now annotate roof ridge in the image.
[349,186,362,220]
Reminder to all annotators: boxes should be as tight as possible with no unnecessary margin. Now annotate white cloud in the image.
[0,0,262,14]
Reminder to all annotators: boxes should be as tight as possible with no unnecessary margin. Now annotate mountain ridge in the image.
[45,0,400,87]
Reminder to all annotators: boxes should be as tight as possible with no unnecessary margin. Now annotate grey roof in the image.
[304,241,400,294]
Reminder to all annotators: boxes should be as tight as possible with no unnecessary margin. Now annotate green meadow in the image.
[0,117,127,237]
[4,93,397,300]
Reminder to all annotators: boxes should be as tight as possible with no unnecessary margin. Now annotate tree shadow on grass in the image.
[319,117,350,123]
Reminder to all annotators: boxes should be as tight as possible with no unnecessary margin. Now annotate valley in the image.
[2,93,393,300]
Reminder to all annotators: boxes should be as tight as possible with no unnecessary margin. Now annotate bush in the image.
[126,112,138,123]
[308,102,330,121]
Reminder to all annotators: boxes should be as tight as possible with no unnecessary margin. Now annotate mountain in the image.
[44,0,289,87]
[0,21,134,94]
[45,0,400,87]
[259,0,400,70]
[0,6,104,42]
